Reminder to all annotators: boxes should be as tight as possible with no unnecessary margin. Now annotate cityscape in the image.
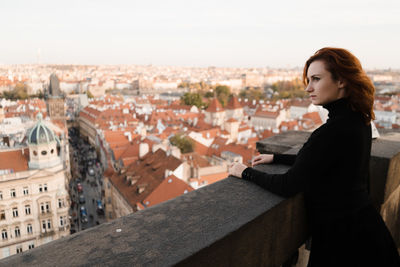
[0,63,399,261]
[1,0,400,265]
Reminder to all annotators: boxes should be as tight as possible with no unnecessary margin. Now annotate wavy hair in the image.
[303,47,375,124]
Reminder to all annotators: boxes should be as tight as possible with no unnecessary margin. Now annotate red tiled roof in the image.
[141,175,194,208]
[188,136,209,156]
[226,96,242,109]
[106,148,183,211]
[0,148,29,172]
[290,99,311,107]
[206,98,224,112]
[254,108,280,118]
[182,152,211,168]
[302,111,322,125]
[198,172,228,186]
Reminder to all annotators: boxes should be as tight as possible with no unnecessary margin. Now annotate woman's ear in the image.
[338,79,346,89]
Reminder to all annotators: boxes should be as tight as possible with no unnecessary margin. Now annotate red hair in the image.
[303,47,375,124]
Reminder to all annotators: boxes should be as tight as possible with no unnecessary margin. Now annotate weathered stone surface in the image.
[369,137,400,209]
[1,165,308,267]
[256,131,310,154]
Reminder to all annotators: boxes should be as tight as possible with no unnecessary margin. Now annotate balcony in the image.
[2,131,400,266]
[38,210,52,219]
[39,230,55,238]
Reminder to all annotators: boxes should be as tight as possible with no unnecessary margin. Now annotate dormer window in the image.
[33,151,37,156]
[41,150,47,155]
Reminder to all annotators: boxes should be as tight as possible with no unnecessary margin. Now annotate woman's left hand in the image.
[228,162,248,178]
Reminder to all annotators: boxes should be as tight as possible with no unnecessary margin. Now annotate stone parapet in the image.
[1,163,309,267]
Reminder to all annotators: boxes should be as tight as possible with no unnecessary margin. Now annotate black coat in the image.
[242,98,400,266]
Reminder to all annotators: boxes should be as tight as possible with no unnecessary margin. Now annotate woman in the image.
[229,47,400,266]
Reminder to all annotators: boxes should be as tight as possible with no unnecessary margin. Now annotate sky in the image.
[1,0,399,69]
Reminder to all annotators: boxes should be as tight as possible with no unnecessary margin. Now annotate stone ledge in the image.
[1,165,308,267]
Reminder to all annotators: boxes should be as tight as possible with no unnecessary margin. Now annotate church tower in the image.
[46,74,65,119]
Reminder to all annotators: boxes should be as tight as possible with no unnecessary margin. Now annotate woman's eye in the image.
[312,77,320,81]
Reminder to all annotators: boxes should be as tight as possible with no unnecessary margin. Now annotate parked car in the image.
[80,206,88,224]
[88,168,95,176]
[96,200,104,215]
[79,194,85,204]
[76,183,83,193]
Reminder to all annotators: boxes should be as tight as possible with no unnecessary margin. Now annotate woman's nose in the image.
[305,84,313,92]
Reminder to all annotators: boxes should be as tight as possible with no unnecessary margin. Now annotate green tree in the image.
[180,92,205,108]
[204,91,214,98]
[86,89,94,99]
[0,82,29,100]
[271,78,306,100]
[170,134,194,153]
[215,85,231,107]
[29,90,45,99]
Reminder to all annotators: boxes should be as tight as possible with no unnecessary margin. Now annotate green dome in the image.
[28,113,57,145]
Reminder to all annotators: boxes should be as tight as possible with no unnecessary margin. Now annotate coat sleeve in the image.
[242,129,348,198]
[273,154,297,166]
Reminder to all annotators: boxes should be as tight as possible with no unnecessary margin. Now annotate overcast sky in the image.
[1,0,399,69]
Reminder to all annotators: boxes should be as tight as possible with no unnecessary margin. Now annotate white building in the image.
[0,114,70,259]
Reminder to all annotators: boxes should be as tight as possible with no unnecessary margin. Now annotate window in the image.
[12,207,18,217]
[1,230,7,240]
[40,202,50,213]
[44,184,48,192]
[60,216,66,226]
[27,224,33,234]
[41,150,47,155]
[47,219,52,229]
[16,246,22,254]
[0,210,5,220]
[23,187,29,195]
[10,189,16,198]
[28,243,35,250]
[33,150,37,156]
[15,227,20,238]
[0,191,2,200]
[25,205,31,215]
[58,199,64,208]
[42,220,46,232]
[39,184,43,193]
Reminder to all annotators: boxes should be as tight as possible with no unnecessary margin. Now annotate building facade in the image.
[0,115,69,259]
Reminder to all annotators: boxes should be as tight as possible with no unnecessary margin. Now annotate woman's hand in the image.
[251,154,274,167]
[228,162,248,178]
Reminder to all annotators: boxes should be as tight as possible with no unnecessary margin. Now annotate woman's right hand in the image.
[252,154,274,167]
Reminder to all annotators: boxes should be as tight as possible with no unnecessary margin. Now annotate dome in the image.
[28,113,57,145]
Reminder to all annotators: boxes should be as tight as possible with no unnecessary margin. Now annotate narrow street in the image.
[68,127,105,233]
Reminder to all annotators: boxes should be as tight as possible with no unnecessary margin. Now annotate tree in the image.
[271,78,306,99]
[86,90,94,99]
[0,82,29,100]
[180,92,205,108]
[170,134,194,153]
[29,90,45,99]
[215,85,231,107]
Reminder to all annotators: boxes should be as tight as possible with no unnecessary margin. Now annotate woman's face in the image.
[306,60,346,106]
